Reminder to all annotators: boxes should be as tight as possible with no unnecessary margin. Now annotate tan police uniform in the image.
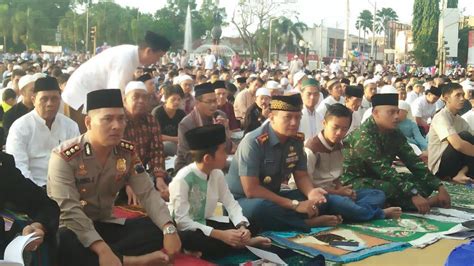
[47,133,172,248]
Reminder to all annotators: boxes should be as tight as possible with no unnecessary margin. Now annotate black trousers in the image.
[180,220,257,260]
[437,131,474,179]
[57,217,163,266]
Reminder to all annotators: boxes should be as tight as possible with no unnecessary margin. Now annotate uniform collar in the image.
[267,123,283,147]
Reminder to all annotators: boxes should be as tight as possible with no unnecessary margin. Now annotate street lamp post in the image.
[368,0,377,59]
[268,17,279,66]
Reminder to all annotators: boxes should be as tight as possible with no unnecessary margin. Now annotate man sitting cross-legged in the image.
[340,93,451,214]
[289,103,402,225]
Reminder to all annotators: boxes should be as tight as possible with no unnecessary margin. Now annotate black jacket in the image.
[0,151,60,253]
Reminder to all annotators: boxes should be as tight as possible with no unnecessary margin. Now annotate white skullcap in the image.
[373,75,381,82]
[280,77,289,86]
[256,87,271,97]
[125,81,147,95]
[249,73,258,78]
[32,72,46,81]
[266,80,281,90]
[175,74,192,85]
[363,79,376,87]
[462,83,474,92]
[398,100,411,111]
[380,85,397,94]
[13,65,22,70]
[423,82,431,91]
[18,75,35,90]
[356,76,365,84]
[66,66,76,74]
[293,72,306,86]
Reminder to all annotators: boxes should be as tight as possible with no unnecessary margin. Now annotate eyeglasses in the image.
[200,99,218,105]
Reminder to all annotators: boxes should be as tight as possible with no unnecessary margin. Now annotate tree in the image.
[412,0,439,66]
[231,0,288,59]
[375,7,398,49]
[273,17,307,55]
[355,10,373,52]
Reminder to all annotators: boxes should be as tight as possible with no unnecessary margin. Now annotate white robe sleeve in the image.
[216,171,248,227]
[169,178,215,236]
[5,120,32,180]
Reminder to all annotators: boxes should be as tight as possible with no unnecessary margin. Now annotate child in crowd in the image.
[169,124,271,258]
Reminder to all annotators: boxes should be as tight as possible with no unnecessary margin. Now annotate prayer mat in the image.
[342,214,458,243]
[261,227,409,263]
[437,182,474,211]
[112,205,146,219]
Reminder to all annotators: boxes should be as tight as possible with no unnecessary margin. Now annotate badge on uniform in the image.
[116,158,127,173]
[77,163,87,176]
[263,176,272,184]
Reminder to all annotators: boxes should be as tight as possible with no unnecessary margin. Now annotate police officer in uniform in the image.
[47,89,181,266]
[225,94,328,232]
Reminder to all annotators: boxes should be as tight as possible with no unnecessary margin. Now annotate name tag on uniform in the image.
[286,156,299,163]
[76,177,93,184]
[264,159,274,164]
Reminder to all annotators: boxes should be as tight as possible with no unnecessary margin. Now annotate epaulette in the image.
[257,133,269,145]
[60,143,82,161]
[118,139,135,152]
[293,132,305,141]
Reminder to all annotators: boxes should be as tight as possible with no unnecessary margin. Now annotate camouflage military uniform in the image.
[340,117,441,209]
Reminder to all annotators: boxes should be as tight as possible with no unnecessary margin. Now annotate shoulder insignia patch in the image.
[119,139,135,152]
[257,133,269,144]
[60,143,82,161]
[293,132,305,141]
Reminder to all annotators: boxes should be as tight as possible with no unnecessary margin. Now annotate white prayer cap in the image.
[373,75,381,82]
[256,87,271,97]
[356,76,365,84]
[423,82,431,91]
[266,80,281,91]
[174,74,192,85]
[66,66,76,74]
[249,73,258,78]
[125,81,147,95]
[13,65,22,70]
[363,79,376,87]
[18,75,35,90]
[32,72,46,81]
[293,72,306,86]
[398,100,411,111]
[280,77,289,86]
[380,85,397,94]
[462,83,474,92]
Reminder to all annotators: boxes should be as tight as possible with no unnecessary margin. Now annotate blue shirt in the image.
[398,119,427,150]
[226,122,307,198]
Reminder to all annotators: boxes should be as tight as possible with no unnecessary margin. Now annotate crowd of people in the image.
[0,30,474,265]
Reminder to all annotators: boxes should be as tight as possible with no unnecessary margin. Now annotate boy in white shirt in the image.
[169,124,270,258]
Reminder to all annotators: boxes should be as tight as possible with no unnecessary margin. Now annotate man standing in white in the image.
[204,49,216,71]
[6,77,80,187]
[62,31,171,111]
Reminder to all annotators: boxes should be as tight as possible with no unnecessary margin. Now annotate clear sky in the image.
[114,0,474,36]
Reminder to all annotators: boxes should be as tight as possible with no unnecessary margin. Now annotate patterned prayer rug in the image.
[342,214,458,243]
[439,182,474,210]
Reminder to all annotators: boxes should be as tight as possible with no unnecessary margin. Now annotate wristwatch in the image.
[235,221,249,229]
[410,188,419,197]
[291,199,300,210]
[163,224,177,235]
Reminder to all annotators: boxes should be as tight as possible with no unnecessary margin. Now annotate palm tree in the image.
[273,17,308,55]
[375,7,399,49]
[355,10,373,52]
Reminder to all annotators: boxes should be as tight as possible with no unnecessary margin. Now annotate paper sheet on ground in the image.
[0,233,39,265]
[246,246,287,265]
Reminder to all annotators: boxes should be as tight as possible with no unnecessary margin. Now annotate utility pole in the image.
[85,0,90,53]
[320,19,324,69]
[343,0,350,66]
[371,1,376,59]
[438,0,447,75]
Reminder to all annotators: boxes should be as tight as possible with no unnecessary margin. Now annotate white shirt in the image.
[204,54,216,70]
[169,163,248,236]
[299,106,323,141]
[406,91,423,104]
[462,110,474,130]
[411,96,436,124]
[361,107,373,123]
[316,95,345,117]
[348,110,363,134]
[62,45,140,110]
[6,110,80,186]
